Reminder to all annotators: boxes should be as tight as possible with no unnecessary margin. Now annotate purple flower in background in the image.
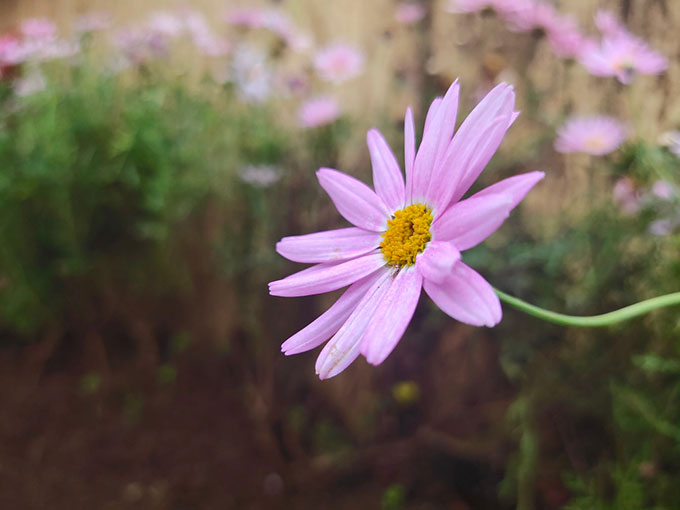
[395,3,426,24]
[298,96,341,128]
[579,13,667,84]
[270,81,544,379]
[314,43,364,84]
[555,116,628,156]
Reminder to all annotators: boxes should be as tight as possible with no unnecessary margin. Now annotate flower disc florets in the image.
[380,203,433,267]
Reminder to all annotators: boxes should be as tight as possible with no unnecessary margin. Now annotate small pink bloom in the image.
[652,181,673,200]
[298,96,341,128]
[613,177,641,216]
[0,35,28,66]
[20,18,57,40]
[579,31,667,84]
[314,43,365,84]
[395,3,426,24]
[270,81,543,378]
[185,12,230,57]
[445,0,517,14]
[554,116,628,156]
[147,11,184,37]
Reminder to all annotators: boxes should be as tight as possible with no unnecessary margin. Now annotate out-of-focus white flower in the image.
[659,131,680,157]
[13,70,46,96]
[231,44,272,103]
[239,164,282,187]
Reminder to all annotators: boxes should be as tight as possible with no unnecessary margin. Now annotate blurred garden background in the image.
[0,0,679,508]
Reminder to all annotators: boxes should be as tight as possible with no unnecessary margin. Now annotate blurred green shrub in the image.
[0,69,286,339]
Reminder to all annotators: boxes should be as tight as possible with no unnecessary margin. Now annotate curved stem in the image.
[494,288,680,327]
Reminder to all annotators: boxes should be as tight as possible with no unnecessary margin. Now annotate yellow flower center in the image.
[380,203,433,267]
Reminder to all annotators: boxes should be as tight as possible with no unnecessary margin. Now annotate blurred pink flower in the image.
[554,116,628,155]
[20,18,57,40]
[446,0,521,15]
[0,35,28,66]
[270,81,543,379]
[579,31,667,84]
[314,43,365,84]
[652,181,673,200]
[298,96,341,128]
[113,28,168,64]
[612,177,641,216]
[395,3,426,24]
[73,12,111,33]
[185,12,230,57]
[147,11,184,37]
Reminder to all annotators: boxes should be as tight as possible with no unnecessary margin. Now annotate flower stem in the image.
[493,288,680,327]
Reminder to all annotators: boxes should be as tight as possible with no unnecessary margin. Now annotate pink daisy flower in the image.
[269,82,544,379]
[579,31,667,84]
[395,3,426,24]
[554,115,628,156]
[298,96,341,128]
[314,43,365,84]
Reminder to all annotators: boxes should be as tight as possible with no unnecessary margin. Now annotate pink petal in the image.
[361,267,423,365]
[317,168,390,232]
[404,107,416,201]
[423,97,442,136]
[269,252,385,297]
[315,269,392,379]
[469,171,545,209]
[276,227,381,263]
[432,193,512,251]
[430,84,515,210]
[415,241,461,284]
[423,262,501,327]
[281,272,382,355]
[412,82,460,202]
[367,129,405,212]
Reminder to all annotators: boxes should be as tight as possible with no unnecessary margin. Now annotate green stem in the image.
[494,288,680,327]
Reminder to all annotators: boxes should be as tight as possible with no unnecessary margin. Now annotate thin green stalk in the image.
[494,288,680,327]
